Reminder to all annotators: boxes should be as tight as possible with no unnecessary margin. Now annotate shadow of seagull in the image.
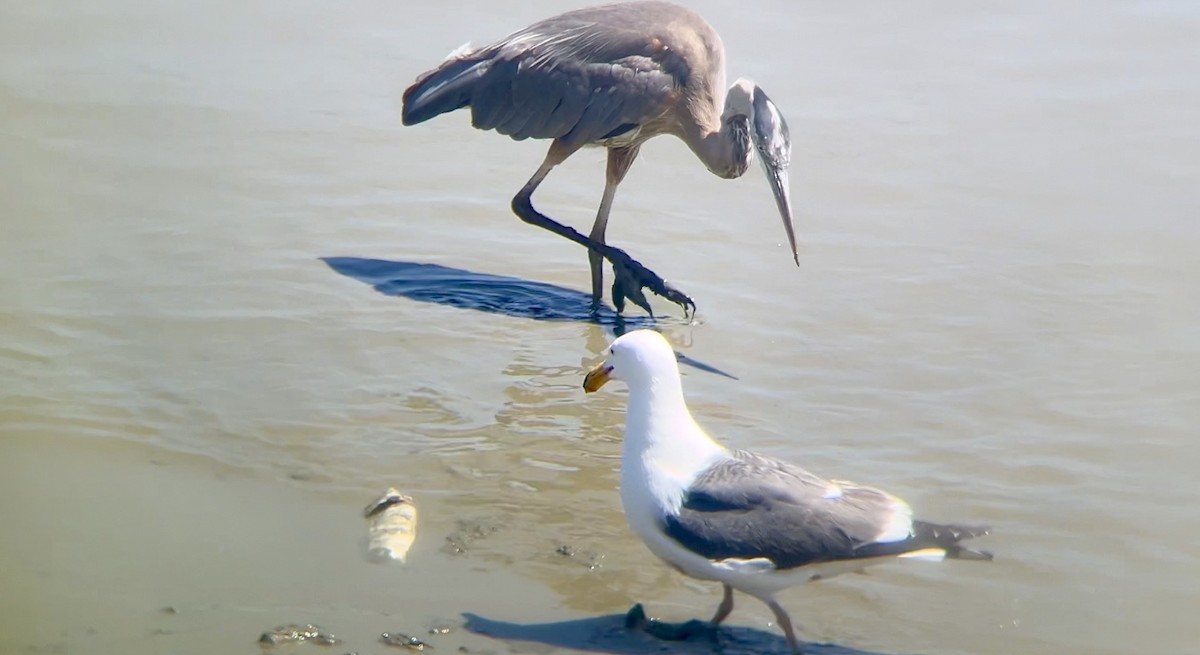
[463,606,900,655]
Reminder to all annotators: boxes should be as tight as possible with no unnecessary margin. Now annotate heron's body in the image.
[406,2,728,154]
[402,1,798,316]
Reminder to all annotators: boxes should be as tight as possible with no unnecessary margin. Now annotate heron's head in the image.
[721,79,756,122]
[723,77,799,267]
[583,330,679,394]
[715,80,755,179]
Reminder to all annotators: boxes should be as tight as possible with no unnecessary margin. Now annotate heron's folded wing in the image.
[465,18,684,146]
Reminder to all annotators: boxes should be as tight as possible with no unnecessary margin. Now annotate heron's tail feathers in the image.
[402,51,488,126]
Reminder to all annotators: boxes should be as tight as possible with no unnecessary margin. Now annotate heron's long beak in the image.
[750,86,800,266]
[583,362,613,393]
[764,164,798,266]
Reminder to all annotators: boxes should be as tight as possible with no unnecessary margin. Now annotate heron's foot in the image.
[624,604,717,643]
[606,247,695,318]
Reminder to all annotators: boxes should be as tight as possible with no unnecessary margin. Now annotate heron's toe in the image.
[606,247,694,318]
[611,267,654,317]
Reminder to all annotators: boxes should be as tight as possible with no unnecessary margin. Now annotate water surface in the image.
[2,1,1197,654]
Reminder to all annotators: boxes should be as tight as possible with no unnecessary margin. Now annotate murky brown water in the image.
[2,1,1197,654]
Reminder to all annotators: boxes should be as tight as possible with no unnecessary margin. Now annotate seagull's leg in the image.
[765,598,803,655]
[511,142,694,317]
[709,583,735,626]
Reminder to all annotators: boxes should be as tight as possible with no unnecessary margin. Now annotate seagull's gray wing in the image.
[663,450,989,570]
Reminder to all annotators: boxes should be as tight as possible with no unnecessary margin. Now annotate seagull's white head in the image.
[583,329,680,394]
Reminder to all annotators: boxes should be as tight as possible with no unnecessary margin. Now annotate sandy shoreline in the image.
[0,433,573,655]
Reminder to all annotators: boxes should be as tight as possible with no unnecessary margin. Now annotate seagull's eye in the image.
[609,348,614,355]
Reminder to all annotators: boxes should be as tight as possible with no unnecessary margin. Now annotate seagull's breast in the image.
[616,377,729,581]
[619,443,727,579]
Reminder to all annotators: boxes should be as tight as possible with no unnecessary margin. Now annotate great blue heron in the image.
[402,1,798,316]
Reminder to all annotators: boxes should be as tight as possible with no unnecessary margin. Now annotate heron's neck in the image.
[680,104,753,181]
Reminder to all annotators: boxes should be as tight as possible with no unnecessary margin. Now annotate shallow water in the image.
[2,1,1198,654]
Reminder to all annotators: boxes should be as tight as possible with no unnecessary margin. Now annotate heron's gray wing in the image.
[482,16,688,147]
[405,7,690,146]
[662,450,922,570]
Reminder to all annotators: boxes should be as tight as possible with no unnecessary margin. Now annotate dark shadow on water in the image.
[322,256,649,327]
[463,609,899,655]
[321,257,738,380]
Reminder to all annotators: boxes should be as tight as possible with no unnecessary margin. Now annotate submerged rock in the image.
[258,623,339,647]
[555,543,604,570]
[440,519,499,556]
[380,631,432,650]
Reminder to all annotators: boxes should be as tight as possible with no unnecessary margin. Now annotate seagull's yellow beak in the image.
[583,362,613,393]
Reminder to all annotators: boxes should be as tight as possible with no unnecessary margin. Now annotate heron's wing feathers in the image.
[404,9,688,146]
[664,451,989,569]
[402,54,485,126]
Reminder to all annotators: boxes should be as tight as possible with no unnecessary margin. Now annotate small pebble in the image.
[381,632,431,650]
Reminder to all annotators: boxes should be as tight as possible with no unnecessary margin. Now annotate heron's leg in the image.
[709,583,735,626]
[601,145,694,318]
[588,146,640,308]
[511,145,623,287]
[511,142,693,317]
[765,598,803,654]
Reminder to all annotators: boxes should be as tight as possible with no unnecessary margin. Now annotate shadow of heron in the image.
[462,607,898,655]
[322,256,652,327]
[321,256,737,380]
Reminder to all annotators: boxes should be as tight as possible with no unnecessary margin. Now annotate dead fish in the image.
[364,488,418,563]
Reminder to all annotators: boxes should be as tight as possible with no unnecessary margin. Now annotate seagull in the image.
[582,329,993,653]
